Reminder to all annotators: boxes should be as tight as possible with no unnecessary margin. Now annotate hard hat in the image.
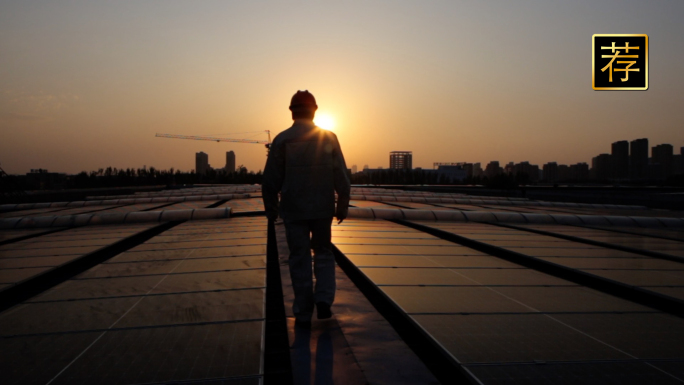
[289,90,317,110]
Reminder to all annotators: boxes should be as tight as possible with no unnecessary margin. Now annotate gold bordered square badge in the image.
[593,34,648,90]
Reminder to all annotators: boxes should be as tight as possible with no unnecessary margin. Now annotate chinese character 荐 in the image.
[601,42,640,82]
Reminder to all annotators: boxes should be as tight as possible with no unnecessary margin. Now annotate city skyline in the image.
[2,1,683,174]
[15,136,681,183]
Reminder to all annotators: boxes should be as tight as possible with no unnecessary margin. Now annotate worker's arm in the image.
[262,139,285,221]
[331,133,351,224]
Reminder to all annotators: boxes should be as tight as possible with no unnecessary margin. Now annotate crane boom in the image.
[155,133,269,144]
[155,131,272,151]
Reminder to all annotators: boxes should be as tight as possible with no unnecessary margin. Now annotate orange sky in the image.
[1,1,683,174]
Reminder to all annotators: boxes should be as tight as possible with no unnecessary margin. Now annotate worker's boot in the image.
[316,302,332,319]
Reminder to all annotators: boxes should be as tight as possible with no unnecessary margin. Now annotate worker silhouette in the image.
[262,90,351,328]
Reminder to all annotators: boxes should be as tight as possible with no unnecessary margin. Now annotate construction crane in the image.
[155,131,272,151]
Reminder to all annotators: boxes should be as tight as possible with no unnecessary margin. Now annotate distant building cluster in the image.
[348,141,684,183]
[195,151,237,175]
[589,139,683,182]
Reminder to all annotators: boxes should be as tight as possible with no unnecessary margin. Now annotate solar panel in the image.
[466,361,683,385]
[0,296,141,335]
[1,215,269,384]
[3,186,683,384]
[49,321,264,385]
[535,257,682,270]
[412,314,631,363]
[491,286,651,312]
[0,224,158,286]
[360,267,476,285]
[554,313,684,359]
[114,289,265,328]
[380,286,531,314]
[581,269,684,286]
[113,245,267,262]
[0,331,103,385]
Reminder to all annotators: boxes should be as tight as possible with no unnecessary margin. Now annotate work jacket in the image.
[262,121,351,221]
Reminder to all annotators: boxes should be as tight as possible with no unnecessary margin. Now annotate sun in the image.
[314,113,335,131]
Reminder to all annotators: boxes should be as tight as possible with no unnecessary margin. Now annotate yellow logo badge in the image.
[593,34,648,90]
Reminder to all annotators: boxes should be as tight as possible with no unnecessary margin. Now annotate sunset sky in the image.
[2,0,683,175]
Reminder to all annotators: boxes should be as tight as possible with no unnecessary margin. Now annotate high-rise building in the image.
[592,153,612,180]
[472,163,483,178]
[389,151,412,169]
[484,161,502,178]
[630,138,648,180]
[558,165,570,181]
[672,154,683,176]
[435,165,467,182]
[611,140,629,179]
[225,151,236,173]
[652,144,674,178]
[674,147,684,176]
[513,162,540,182]
[543,162,558,182]
[570,163,590,181]
[462,163,474,178]
[502,162,514,175]
[351,165,358,174]
[195,152,209,175]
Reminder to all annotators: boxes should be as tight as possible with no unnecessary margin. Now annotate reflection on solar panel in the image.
[349,200,402,209]
[216,197,265,213]
[384,201,454,210]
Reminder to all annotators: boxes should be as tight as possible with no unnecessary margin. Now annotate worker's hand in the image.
[335,206,347,225]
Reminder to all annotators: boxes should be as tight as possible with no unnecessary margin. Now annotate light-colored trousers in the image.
[284,217,335,321]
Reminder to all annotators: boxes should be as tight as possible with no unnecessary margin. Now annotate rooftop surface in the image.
[1,185,683,384]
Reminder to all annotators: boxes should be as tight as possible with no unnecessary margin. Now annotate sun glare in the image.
[315,113,335,131]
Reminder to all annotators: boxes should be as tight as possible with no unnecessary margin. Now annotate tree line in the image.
[2,166,532,193]
[69,165,264,188]
[0,166,263,193]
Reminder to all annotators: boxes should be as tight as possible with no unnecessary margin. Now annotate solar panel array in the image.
[0,217,267,385]
[425,222,684,302]
[0,185,682,384]
[333,219,684,384]
[0,223,156,289]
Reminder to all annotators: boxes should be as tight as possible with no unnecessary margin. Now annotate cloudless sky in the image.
[2,0,683,174]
